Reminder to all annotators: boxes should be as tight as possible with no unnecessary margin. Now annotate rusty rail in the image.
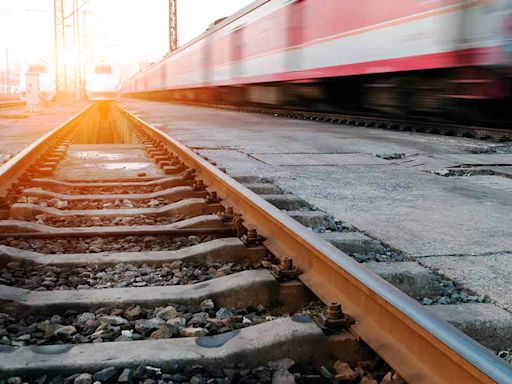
[116,102,512,384]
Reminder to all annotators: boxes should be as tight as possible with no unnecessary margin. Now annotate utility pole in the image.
[54,0,66,100]
[169,0,178,52]
[54,0,89,101]
[73,0,80,100]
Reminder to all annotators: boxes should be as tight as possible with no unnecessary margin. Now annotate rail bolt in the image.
[183,170,194,180]
[219,206,235,222]
[241,226,264,247]
[233,215,246,238]
[327,303,344,321]
[271,256,301,280]
[281,256,293,270]
[206,191,221,204]
[316,302,354,332]
[193,180,206,191]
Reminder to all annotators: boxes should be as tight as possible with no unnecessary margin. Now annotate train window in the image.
[27,64,46,73]
[95,65,113,74]
[232,28,243,62]
[287,1,305,46]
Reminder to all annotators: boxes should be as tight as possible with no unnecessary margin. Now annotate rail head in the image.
[115,102,512,384]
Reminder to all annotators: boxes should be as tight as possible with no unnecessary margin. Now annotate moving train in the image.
[122,0,512,123]
[85,63,121,100]
[18,61,56,102]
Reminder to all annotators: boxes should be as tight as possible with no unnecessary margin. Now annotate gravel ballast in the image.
[0,235,216,254]
[0,357,403,384]
[0,302,275,347]
[1,261,258,291]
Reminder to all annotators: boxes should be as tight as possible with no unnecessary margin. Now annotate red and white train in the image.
[123,0,512,121]
[86,63,121,101]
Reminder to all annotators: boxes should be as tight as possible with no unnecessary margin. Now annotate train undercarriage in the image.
[126,66,512,127]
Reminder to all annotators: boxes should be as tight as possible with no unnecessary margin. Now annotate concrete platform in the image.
[119,99,512,313]
[0,103,88,163]
[53,144,164,180]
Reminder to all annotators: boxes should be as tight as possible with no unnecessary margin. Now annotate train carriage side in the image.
[123,0,512,123]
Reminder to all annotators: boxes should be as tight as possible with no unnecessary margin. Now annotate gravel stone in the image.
[74,373,92,384]
[200,299,215,311]
[271,369,295,384]
[54,325,77,338]
[93,367,118,382]
[334,361,359,382]
[155,306,178,321]
[215,307,235,321]
[117,369,133,384]
[416,277,488,306]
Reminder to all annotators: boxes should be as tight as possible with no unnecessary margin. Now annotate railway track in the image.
[0,101,511,384]
[157,99,512,142]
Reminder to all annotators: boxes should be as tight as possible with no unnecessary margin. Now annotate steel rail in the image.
[116,102,512,384]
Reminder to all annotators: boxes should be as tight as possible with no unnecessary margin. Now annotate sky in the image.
[0,0,254,78]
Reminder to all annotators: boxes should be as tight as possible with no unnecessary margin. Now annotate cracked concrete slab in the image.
[119,99,512,313]
[456,176,512,191]
[250,153,389,166]
[275,164,512,257]
[432,153,512,166]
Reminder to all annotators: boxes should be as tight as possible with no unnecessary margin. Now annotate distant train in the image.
[122,0,512,123]
[85,63,121,100]
[18,61,56,102]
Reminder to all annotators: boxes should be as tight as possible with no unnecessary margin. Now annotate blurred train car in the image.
[85,63,121,100]
[18,61,56,102]
[123,0,512,122]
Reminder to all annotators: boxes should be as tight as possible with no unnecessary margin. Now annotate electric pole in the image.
[54,0,66,99]
[54,0,90,101]
[169,0,178,52]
